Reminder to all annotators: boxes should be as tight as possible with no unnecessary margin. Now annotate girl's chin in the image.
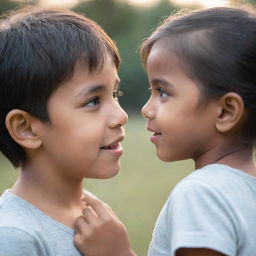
[156,151,176,162]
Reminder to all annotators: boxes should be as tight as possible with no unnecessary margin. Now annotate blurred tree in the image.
[0,0,40,15]
[73,0,137,38]
[231,0,256,7]
[0,0,19,14]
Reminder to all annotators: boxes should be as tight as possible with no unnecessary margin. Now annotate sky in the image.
[39,0,230,8]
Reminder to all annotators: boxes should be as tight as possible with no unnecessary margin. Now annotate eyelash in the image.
[157,87,169,98]
[149,87,169,98]
[85,97,100,107]
[84,90,123,107]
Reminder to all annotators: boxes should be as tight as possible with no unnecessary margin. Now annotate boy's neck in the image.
[11,164,86,228]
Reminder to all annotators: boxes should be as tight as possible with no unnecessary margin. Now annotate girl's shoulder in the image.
[169,163,256,205]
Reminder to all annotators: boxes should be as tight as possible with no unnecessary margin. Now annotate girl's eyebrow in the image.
[150,78,174,88]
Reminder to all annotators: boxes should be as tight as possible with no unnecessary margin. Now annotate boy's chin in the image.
[92,167,120,179]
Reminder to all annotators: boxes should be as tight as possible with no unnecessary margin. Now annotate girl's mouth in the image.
[150,132,162,144]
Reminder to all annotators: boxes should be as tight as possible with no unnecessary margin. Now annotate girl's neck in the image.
[194,143,256,176]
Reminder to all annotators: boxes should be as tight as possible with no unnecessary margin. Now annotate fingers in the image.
[104,203,117,216]
[75,215,89,234]
[74,216,88,255]
[82,195,116,220]
[74,205,98,233]
[74,196,137,256]
[74,208,96,248]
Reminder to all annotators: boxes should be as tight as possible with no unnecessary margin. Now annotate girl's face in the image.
[141,43,218,162]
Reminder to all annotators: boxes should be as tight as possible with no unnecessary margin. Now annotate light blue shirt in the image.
[0,190,83,256]
[148,164,256,256]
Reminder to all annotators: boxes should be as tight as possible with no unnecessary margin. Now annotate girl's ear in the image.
[216,92,245,133]
[5,109,42,149]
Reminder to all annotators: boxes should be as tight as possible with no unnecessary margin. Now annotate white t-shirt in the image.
[148,164,256,256]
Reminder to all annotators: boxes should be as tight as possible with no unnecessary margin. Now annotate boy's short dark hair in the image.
[0,6,120,167]
[141,7,256,143]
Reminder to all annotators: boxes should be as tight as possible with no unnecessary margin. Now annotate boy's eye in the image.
[157,87,169,98]
[113,90,123,101]
[85,97,100,107]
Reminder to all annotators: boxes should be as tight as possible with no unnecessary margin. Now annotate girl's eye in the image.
[157,87,169,98]
[85,97,100,107]
[113,90,123,101]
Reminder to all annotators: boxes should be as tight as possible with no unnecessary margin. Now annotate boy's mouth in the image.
[100,135,124,150]
[100,143,121,150]
[100,137,124,157]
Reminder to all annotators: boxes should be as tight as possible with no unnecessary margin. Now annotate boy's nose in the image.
[109,103,128,128]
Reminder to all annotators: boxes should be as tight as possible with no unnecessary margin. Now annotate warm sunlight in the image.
[38,0,230,8]
[126,0,160,7]
[170,0,230,7]
[38,0,79,8]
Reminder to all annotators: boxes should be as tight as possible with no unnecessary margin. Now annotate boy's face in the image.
[141,43,218,162]
[36,56,128,180]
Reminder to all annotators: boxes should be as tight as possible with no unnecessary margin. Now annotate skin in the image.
[74,42,256,256]
[6,55,128,229]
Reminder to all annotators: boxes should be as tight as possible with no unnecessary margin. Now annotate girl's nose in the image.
[141,100,155,119]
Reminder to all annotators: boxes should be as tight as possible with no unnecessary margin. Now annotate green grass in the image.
[0,116,194,255]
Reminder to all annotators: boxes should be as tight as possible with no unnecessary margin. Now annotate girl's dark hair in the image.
[141,7,256,143]
[0,6,120,167]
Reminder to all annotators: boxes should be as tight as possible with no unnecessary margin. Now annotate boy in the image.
[0,6,128,255]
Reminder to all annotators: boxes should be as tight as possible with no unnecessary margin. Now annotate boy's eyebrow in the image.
[75,85,105,99]
[150,78,174,88]
[75,78,121,98]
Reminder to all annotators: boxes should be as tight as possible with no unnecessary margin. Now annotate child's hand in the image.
[74,195,136,256]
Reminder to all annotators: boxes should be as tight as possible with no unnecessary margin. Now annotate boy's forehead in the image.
[76,54,117,73]
[57,56,119,92]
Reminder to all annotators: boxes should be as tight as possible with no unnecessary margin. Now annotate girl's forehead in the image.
[147,43,182,71]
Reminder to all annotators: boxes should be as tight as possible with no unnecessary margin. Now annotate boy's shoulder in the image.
[0,190,40,229]
[0,190,83,256]
[0,190,37,221]
[0,190,47,255]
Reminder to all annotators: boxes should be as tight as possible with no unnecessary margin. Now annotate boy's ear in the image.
[5,109,42,149]
[216,92,245,133]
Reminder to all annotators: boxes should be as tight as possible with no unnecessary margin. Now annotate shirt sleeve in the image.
[0,227,45,256]
[166,178,238,256]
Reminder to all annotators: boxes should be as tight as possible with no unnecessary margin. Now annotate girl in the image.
[74,7,256,256]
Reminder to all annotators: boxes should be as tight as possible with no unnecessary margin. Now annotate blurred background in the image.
[0,0,254,254]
